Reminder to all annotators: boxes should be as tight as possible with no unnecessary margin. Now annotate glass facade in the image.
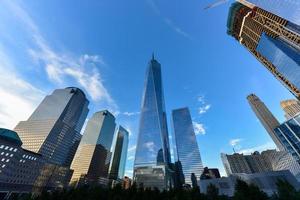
[274,114,300,164]
[14,87,89,166]
[134,56,171,190]
[245,0,300,26]
[172,107,203,187]
[256,34,300,93]
[70,110,116,186]
[109,126,129,180]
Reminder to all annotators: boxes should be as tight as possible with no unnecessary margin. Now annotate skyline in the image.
[0,0,296,178]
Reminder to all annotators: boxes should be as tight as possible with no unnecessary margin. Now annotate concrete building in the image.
[222,150,300,180]
[280,99,300,120]
[247,94,283,150]
[200,170,300,197]
[0,128,71,199]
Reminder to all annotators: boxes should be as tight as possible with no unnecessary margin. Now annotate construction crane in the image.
[204,0,229,10]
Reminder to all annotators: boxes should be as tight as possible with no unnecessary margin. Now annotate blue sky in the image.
[0,0,295,177]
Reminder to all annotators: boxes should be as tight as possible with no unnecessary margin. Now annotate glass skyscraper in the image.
[70,110,116,186]
[109,126,129,180]
[133,55,171,190]
[14,87,89,166]
[172,107,203,187]
[227,1,300,100]
[274,114,300,164]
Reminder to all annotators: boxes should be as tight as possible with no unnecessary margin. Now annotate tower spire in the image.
[152,52,155,60]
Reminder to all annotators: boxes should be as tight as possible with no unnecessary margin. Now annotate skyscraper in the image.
[109,126,129,180]
[247,94,284,150]
[70,110,116,186]
[172,107,203,187]
[227,1,300,100]
[274,114,300,165]
[280,99,300,120]
[133,55,171,190]
[14,87,89,166]
[238,0,300,26]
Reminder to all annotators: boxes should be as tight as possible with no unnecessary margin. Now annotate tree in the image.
[233,179,269,200]
[206,184,219,200]
[275,179,300,200]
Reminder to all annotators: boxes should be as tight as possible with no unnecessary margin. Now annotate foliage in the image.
[16,179,300,200]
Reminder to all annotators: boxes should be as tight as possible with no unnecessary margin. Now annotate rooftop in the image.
[0,128,23,146]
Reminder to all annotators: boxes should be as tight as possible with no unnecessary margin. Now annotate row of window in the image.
[0,145,17,152]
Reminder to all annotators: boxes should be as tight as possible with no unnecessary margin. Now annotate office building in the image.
[70,110,116,186]
[109,126,129,180]
[133,55,171,190]
[280,99,300,120]
[274,114,300,165]
[172,107,203,187]
[0,128,71,199]
[14,87,89,166]
[227,2,300,100]
[200,170,300,197]
[238,0,300,26]
[222,150,300,180]
[247,94,284,150]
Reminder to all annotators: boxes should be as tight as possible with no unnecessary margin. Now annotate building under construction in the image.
[227,0,300,99]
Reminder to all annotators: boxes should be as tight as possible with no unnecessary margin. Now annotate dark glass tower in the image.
[70,110,116,186]
[133,55,171,190]
[14,87,89,166]
[172,107,203,187]
[109,126,129,180]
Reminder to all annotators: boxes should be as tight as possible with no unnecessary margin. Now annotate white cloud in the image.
[199,104,211,114]
[238,142,276,155]
[2,0,118,113]
[193,121,206,135]
[144,141,155,152]
[197,95,205,104]
[127,156,134,161]
[197,95,211,115]
[229,138,243,147]
[146,0,192,40]
[128,145,136,153]
[163,18,192,40]
[0,44,44,129]
[122,112,140,117]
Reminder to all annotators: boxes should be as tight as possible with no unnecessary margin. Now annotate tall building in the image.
[0,128,72,198]
[280,99,300,120]
[238,0,300,26]
[109,126,129,180]
[14,87,89,166]
[70,110,116,186]
[227,1,300,100]
[172,107,203,187]
[133,55,171,190]
[247,94,284,150]
[221,150,300,180]
[274,114,300,165]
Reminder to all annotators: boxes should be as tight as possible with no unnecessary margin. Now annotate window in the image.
[0,145,4,149]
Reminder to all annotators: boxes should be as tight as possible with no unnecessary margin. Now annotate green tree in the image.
[233,179,269,200]
[206,184,219,200]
